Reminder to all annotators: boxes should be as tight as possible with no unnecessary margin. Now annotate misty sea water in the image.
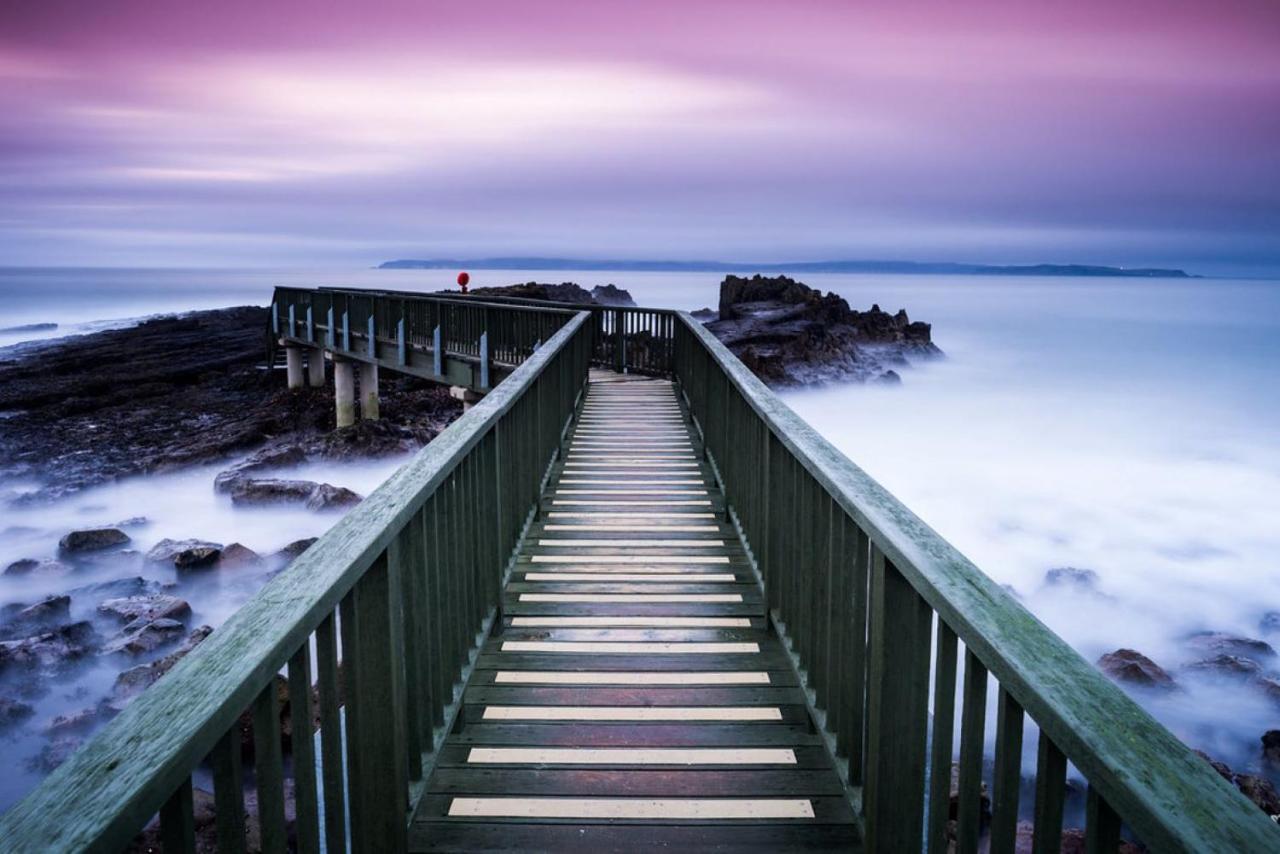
[0,266,1278,810]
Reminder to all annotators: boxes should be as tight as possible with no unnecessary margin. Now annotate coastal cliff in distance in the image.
[379,257,1194,278]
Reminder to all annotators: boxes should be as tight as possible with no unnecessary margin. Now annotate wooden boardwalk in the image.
[412,372,860,852]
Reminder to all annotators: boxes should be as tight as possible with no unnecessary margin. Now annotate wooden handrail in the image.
[672,310,1279,852]
[0,311,593,853]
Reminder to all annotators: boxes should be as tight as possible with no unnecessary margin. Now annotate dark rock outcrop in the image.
[227,478,362,511]
[591,284,638,307]
[0,622,98,674]
[58,528,130,554]
[1097,649,1177,691]
[704,275,941,386]
[1184,631,1276,660]
[3,557,73,577]
[25,736,84,773]
[1262,730,1280,766]
[219,542,263,568]
[97,593,191,624]
[2,595,72,638]
[273,538,318,563]
[145,538,224,565]
[102,618,187,656]
[0,307,461,504]
[109,625,213,710]
[1182,654,1263,679]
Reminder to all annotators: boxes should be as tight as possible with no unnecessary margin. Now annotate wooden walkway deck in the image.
[411,372,860,852]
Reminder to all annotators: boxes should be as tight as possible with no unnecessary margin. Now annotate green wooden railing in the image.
[0,311,593,853]
[672,311,1280,853]
[271,286,576,375]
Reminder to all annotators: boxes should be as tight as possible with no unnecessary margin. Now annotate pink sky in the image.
[1,1,1278,272]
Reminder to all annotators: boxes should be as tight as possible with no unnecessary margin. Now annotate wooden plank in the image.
[408,821,860,853]
[1085,784,1122,854]
[427,767,845,797]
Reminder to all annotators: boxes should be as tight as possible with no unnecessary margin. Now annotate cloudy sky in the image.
[1,0,1277,273]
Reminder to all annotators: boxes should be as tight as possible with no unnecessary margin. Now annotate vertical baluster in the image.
[814,494,835,715]
[863,547,933,853]
[956,649,989,854]
[343,555,409,854]
[160,776,195,853]
[253,681,287,853]
[990,687,1025,854]
[927,621,959,854]
[399,517,428,771]
[824,508,845,747]
[1033,731,1068,854]
[211,728,247,854]
[315,613,347,853]
[841,523,870,780]
[287,645,321,853]
[1084,784,1121,854]
[428,497,449,726]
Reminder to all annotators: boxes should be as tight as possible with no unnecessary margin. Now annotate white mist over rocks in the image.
[781,276,1280,774]
[1,266,1276,810]
[0,451,413,812]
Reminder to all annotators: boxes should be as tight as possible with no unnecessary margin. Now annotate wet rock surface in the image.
[703,275,942,386]
[0,306,460,504]
[146,538,224,565]
[1097,648,1178,691]
[226,477,362,510]
[97,593,192,624]
[58,528,130,554]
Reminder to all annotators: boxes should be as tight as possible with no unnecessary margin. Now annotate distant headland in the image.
[377,257,1194,278]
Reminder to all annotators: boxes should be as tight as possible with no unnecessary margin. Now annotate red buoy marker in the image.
[457,271,470,294]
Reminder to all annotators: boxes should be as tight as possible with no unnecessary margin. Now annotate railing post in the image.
[863,546,932,854]
[480,332,490,389]
[327,306,335,348]
[342,311,350,351]
[398,317,406,366]
[433,325,443,376]
[288,304,296,338]
[271,302,279,335]
[307,306,314,343]
[367,314,376,358]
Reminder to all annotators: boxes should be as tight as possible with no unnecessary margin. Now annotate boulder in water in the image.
[219,542,263,568]
[3,557,74,578]
[58,528,130,554]
[1097,648,1177,691]
[97,593,191,624]
[2,595,72,638]
[110,625,213,709]
[0,622,98,674]
[25,736,84,773]
[227,478,362,511]
[145,538,224,565]
[213,445,309,494]
[1185,631,1276,660]
[273,538,318,563]
[103,618,186,656]
[1183,654,1263,679]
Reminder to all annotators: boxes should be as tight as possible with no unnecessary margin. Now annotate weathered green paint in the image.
[990,686,1025,854]
[673,310,1280,853]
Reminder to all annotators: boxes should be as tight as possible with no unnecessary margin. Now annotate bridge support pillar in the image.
[450,385,482,412]
[306,348,326,387]
[285,346,305,389]
[334,361,356,428]
[359,362,380,421]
